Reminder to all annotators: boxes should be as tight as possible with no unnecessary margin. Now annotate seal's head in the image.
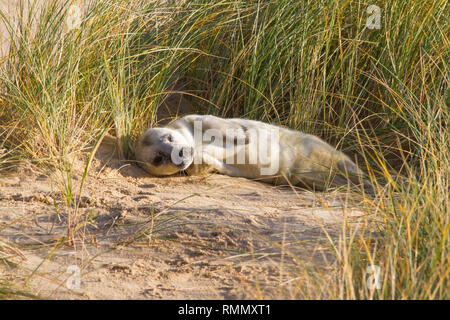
[136,128,194,176]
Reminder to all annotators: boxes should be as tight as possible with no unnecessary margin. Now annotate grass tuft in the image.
[0,0,448,299]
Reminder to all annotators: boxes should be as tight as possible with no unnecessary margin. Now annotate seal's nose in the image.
[171,146,193,168]
[181,146,194,159]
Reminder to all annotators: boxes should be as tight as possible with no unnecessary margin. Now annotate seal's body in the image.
[136,115,369,191]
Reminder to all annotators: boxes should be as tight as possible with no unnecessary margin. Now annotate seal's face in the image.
[136,128,194,176]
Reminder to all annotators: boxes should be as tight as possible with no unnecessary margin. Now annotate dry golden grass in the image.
[0,0,448,299]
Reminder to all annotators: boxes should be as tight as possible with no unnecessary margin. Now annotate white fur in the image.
[136,114,368,190]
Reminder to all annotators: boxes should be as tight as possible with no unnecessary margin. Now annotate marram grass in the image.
[0,0,448,299]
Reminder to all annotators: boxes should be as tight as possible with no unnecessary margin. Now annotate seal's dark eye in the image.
[153,155,163,165]
[167,135,173,142]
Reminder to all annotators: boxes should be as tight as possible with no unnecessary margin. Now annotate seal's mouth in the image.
[175,160,192,171]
